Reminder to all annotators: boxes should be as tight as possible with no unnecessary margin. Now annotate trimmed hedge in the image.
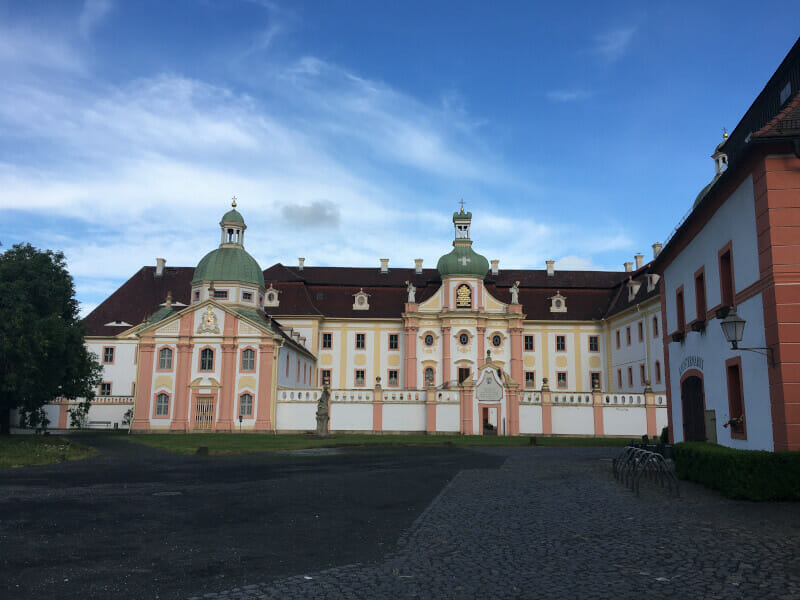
[674,442,800,501]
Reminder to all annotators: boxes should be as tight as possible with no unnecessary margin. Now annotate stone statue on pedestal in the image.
[316,382,330,437]
[406,281,416,303]
[510,281,520,305]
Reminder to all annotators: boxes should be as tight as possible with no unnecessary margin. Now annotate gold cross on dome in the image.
[231,196,238,208]
[458,199,465,212]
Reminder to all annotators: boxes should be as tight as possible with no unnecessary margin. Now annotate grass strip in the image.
[125,433,636,455]
[0,435,99,469]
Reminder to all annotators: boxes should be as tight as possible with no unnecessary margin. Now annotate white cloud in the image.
[593,26,637,62]
[79,0,113,38]
[0,27,84,74]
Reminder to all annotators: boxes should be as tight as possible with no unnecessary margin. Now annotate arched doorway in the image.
[681,375,706,442]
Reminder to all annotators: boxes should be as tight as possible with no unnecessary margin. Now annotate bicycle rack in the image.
[612,446,679,497]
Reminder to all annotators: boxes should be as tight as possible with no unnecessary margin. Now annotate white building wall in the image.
[331,403,372,431]
[276,402,316,430]
[436,404,461,432]
[551,405,594,435]
[602,406,648,436]
[663,174,772,450]
[383,404,426,431]
[518,405,543,434]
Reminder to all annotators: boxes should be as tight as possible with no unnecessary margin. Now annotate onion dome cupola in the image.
[192,198,266,297]
[436,205,490,278]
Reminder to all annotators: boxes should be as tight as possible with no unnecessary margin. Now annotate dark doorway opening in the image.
[681,375,706,442]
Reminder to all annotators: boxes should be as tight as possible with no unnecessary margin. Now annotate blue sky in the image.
[0,1,797,316]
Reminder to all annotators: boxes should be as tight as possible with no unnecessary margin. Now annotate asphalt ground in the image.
[0,435,504,599]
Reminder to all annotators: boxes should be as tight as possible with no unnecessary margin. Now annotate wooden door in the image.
[681,376,706,442]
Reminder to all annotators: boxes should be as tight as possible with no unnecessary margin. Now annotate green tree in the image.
[0,244,102,434]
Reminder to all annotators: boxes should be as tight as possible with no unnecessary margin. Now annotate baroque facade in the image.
[45,202,668,437]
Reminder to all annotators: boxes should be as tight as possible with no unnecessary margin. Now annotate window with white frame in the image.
[241,349,255,371]
[155,392,169,416]
[103,347,115,364]
[355,370,366,386]
[159,348,173,370]
[239,393,253,417]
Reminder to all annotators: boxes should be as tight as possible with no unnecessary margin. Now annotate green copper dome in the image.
[192,246,265,287]
[437,245,490,278]
[221,208,245,224]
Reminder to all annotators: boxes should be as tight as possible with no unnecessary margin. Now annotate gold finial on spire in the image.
[231,195,238,208]
[458,199,465,213]
[722,127,728,139]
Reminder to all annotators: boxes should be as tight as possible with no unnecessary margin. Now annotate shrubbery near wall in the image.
[674,442,800,501]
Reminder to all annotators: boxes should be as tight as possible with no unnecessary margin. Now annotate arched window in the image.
[424,367,435,385]
[159,348,173,370]
[241,349,255,371]
[200,348,214,371]
[155,393,169,416]
[653,316,659,338]
[239,393,253,417]
[655,361,662,384]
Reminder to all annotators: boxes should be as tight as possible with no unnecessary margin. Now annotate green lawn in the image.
[0,435,99,469]
[125,432,639,455]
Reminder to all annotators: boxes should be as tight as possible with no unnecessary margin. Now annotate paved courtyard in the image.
[1,437,799,599]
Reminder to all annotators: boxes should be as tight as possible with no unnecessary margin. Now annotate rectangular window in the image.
[389,334,399,350]
[655,361,662,384]
[556,372,567,388]
[458,367,471,384]
[355,333,366,350]
[695,270,707,321]
[194,290,200,301]
[322,333,332,349]
[719,247,734,308]
[212,290,228,299]
[321,369,331,386]
[155,392,169,416]
[524,371,536,388]
[296,359,300,381]
[200,348,214,371]
[588,336,599,352]
[158,348,173,370]
[591,372,601,390]
[99,382,112,396]
[676,287,686,331]
[242,291,253,302]
[103,347,115,364]
[241,349,255,371]
[653,316,659,338]
[726,358,746,439]
[132,382,136,397]
[524,335,534,351]
[556,335,566,352]
[638,322,643,342]
[626,327,631,346]
[617,369,622,388]
[388,370,399,386]
[239,394,253,417]
[616,330,621,349]
[627,367,633,387]
[354,369,366,387]
[640,364,646,385]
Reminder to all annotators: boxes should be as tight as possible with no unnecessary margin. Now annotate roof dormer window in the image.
[353,288,370,311]
[549,291,567,313]
[264,284,281,307]
[627,280,642,302]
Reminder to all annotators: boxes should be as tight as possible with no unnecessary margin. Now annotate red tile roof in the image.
[85,262,643,336]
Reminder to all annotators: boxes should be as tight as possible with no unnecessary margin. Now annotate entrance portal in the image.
[481,406,497,435]
[194,397,215,430]
[681,376,706,442]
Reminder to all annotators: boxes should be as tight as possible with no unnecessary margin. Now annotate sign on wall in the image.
[679,355,704,376]
[456,284,472,309]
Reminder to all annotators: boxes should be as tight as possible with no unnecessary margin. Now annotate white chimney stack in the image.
[490,259,499,276]
[546,260,555,277]
[155,258,166,277]
[414,258,423,274]
[298,257,305,271]
[652,242,663,258]
[624,262,633,272]
[380,258,389,274]
[634,253,644,270]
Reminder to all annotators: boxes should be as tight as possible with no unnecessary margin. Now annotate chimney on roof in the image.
[624,262,633,272]
[414,258,423,274]
[490,259,499,276]
[380,258,389,274]
[155,258,166,277]
[298,257,305,271]
[546,260,555,277]
[652,242,663,259]
[165,291,172,308]
[634,254,644,270]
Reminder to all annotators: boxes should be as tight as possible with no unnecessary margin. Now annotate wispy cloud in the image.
[280,200,341,228]
[593,26,637,62]
[79,0,113,38]
[546,89,594,103]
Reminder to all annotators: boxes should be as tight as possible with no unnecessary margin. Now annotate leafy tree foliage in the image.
[0,244,102,434]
